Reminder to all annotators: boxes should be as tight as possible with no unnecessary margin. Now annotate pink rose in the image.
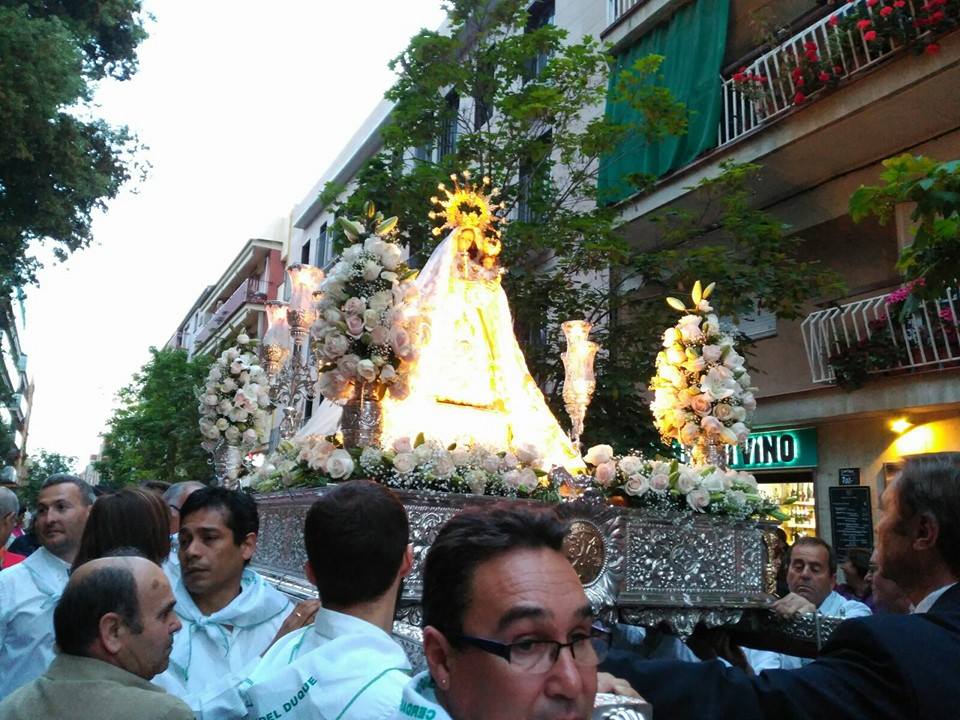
[346,315,365,337]
[392,437,413,453]
[595,461,617,487]
[344,297,365,316]
[690,394,712,416]
[701,415,723,435]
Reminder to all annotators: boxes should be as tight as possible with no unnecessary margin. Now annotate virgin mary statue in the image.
[299,180,582,472]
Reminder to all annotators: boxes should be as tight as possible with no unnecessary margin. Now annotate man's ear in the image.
[399,543,414,579]
[423,626,453,690]
[913,512,940,552]
[241,532,257,563]
[99,612,125,655]
[304,561,317,588]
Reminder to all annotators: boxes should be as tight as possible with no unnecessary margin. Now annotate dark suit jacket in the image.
[601,583,960,720]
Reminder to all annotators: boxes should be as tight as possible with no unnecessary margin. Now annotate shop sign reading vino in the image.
[728,427,818,470]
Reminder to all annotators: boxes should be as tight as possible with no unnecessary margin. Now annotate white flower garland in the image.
[312,208,424,403]
[198,335,272,452]
[650,281,756,449]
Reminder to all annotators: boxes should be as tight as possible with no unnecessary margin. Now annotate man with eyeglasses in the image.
[395,504,615,720]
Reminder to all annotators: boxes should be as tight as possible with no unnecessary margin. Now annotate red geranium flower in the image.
[864,30,878,41]
[794,91,807,104]
[818,71,831,82]
[925,42,942,54]
[828,14,839,26]
[857,18,872,29]
[880,6,893,15]
[834,65,844,74]
[867,0,879,6]
[894,0,906,5]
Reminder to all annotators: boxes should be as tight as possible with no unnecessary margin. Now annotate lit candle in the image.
[263,300,291,347]
[287,264,325,313]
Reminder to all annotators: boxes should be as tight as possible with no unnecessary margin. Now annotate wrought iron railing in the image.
[718,2,919,147]
[801,284,960,384]
[608,0,644,26]
[193,278,270,349]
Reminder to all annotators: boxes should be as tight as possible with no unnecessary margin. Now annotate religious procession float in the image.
[198,173,835,717]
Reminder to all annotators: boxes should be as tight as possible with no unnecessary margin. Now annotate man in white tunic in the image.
[154,487,294,701]
[196,480,414,719]
[745,536,871,672]
[0,474,94,698]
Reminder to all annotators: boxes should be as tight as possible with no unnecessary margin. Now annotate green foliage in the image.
[324,0,840,452]
[850,154,960,315]
[0,1,148,295]
[21,449,77,508]
[96,347,213,486]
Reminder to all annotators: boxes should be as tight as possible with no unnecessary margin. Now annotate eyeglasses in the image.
[450,625,612,673]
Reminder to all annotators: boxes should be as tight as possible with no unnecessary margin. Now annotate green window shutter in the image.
[599,0,730,205]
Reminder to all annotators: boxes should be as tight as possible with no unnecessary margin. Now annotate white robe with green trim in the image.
[194,607,412,720]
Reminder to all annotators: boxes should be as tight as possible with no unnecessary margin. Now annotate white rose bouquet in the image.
[312,203,423,405]
[581,444,783,519]
[252,432,558,501]
[198,334,273,453]
[650,281,757,457]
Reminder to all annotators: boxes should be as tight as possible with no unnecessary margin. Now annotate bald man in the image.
[0,555,192,720]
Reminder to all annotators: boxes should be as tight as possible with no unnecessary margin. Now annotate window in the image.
[517,131,552,223]
[524,0,555,81]
[300,238,311,265]
[438,90,459,160]
[316,223,328,266]
[413,144,433,163]
[473,60,495,130]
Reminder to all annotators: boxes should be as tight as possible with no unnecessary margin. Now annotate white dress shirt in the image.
[745,590,872,672]
[0,547,71,698]
[154,567,291,701]
[913,582,958,614]
[194,607,412,720]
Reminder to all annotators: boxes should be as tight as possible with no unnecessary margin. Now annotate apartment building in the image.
[167,237,286,359]
[0,292,33,484]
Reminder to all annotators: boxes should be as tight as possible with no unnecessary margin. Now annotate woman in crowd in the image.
[71,487,171,570]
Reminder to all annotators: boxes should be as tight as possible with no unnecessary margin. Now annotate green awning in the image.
[599,0,730,205]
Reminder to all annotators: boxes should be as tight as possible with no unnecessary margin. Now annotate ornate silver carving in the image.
[252,487,823,648]
[340,386,383,448]
[593,694,653,720]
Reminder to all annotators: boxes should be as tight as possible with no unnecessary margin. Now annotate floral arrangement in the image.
[251,433,558,502]
[781,40,842,106]
[198,334,273,451]
[581,444,785,520]
[312,203,423,403]
[828,278,959,390]
[731,66,770,108]
[650,281,756,453]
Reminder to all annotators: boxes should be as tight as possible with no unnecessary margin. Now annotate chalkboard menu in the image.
[828,486,874,555]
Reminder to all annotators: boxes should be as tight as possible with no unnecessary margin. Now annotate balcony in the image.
[718,2,932,148]
[193,278,270,349]
[607,0,644,27]
[8,392,28,425]
[801,284,960,385]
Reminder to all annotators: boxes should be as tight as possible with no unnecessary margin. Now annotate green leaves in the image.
[849,153,960,309]
[0,2,148,295]
[97,348,215,486]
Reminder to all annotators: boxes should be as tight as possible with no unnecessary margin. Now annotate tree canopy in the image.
[96,347,213,486]
[0,0,148,294]
[20,448,77,508]
[321,0,842,452]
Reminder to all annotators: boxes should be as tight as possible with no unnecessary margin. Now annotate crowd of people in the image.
[0,452,956,719]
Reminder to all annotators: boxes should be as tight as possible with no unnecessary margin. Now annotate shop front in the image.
[729,427,819,544]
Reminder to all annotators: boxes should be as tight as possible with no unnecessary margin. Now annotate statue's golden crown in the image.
[429,171,506,276]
